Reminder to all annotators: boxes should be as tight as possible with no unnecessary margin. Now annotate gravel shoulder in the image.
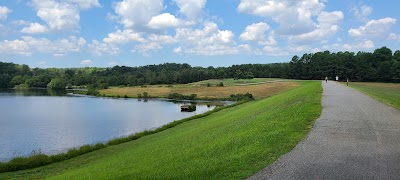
[249,81,400,180]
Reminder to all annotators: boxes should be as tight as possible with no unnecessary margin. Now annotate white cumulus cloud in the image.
[238,0,326,35]
[133,34,176,56]
[173,46,182,54]
[348,17,397,39]
[31,0,80,32]
[114,0,163,29]
[352,5,372,22]
[21,22,48,34]
[66,0,100,9]
[0,36,86,56]
[322,39,375,52]
[88,40,120,56]
[0,6,11,20]
[174,0,206,21]
[240,22,270,42]
[103,29,144,44]
[0,39,31,56]
[147,13,186,30]
[80,59,93,66]
[317,11,344,25]
[288,11,343,45]
[174,22,251,56]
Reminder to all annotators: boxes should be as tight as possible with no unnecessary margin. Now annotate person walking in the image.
[325,76,328,83]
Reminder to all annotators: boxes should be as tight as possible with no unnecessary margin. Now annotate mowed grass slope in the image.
[348,82,400,110]
[0,81,321,179]
[101,81,298,99]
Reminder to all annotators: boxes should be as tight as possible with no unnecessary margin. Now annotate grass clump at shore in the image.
[347,82,400,110]
[0,81,322,179]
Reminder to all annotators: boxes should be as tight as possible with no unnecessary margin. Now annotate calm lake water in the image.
[0,89,221,162]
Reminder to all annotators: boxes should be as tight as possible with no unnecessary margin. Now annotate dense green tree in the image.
[1,47,399,90]
[373,46,392,63]
[10,75,26,87]
[393,50,400,62]
[25,75,51,88]
[391,61,400,82]
[0,74,12,88]
[47,78,67,89]
[377,61,392,82]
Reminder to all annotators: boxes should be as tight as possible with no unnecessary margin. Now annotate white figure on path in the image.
[335,76,339,81]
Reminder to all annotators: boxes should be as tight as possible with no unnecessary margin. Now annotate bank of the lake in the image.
[0,89,220,163]
[0,80,322,179]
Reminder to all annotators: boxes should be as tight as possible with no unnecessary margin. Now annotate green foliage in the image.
[0,143,107,173]
[181,105,196,112]
[207,83,211,87]
[167,93,197,100]
[142,92,149,98]
[99,83,109,89]
[10,75,27,87]
[0,61,290,89]
[218,82,224,87]
[137,93,142,98]
[391,61,400,82]
[86,88,99,96]
[47,78,67,89]
[25,75,51,88]
[0,74,11,88]
[229,92,254,101]
[289,46,399,82]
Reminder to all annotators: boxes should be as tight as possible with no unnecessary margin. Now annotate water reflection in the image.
[0,89,227,162]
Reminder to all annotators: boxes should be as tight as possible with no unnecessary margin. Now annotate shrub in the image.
[229,93,254,101]
[167,93,198,100]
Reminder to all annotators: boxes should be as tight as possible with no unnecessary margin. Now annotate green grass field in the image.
[0,81,322,179]
[189,78,283,86]
[348,82,400,110]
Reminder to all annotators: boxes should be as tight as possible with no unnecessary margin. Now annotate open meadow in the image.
[0,81,322,179]
[347,82,400,110]
[100,78,296,100]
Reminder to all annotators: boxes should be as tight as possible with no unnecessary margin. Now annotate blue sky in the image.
[0,0,399,68]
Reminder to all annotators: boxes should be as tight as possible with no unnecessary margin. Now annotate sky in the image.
[0,0,399,68]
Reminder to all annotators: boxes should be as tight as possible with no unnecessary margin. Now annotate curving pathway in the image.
[249,81,400,180]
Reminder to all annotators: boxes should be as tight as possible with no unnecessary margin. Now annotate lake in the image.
[0,89,222,162]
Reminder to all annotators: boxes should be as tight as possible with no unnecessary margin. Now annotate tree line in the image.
[0,62,289,89]
[289,46,400,82]
[0,46,398,89]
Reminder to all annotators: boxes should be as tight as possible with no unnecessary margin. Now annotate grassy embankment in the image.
[347,82,400,110]
[0,80,296,173]
[100,78,293,100]
[0,80,322,179]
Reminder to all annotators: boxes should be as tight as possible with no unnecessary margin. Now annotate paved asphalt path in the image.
[249,81,400,180]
